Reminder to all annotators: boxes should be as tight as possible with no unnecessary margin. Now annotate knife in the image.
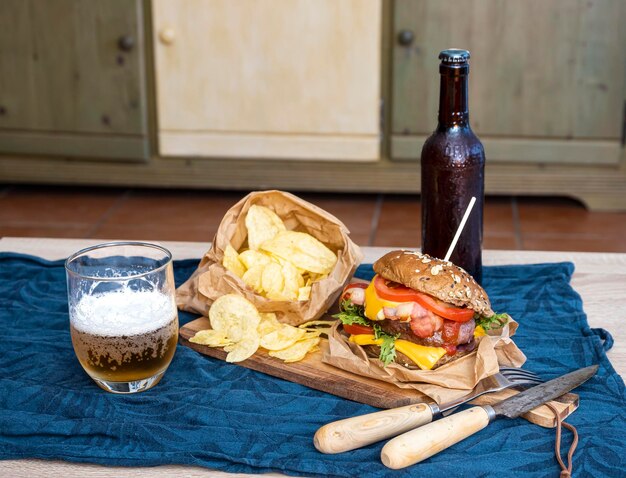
[314,371,537,454]
[380,365,598,469]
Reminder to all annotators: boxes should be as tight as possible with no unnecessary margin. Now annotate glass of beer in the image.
[65,242,178,394]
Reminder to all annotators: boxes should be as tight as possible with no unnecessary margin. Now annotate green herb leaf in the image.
[333,300,370,326]
[334,301,399,366]
[373,324,399,366]
[476,312,509,331]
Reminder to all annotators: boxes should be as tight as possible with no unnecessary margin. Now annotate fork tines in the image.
[499,367,543,383]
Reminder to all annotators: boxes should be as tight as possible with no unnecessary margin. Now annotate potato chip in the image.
[298,320,334,329]
[300,330,324,339]
[209,294,261,342]
[245,205,286,251]
[239,249,272,270]
[261,262,285,300]
[189,329,233,347]
[269,337,321,363]
[279,261,301,301]
[306,272,327,283]
[224,335,259,363]
[222,244,246,278]
[260,231,336,275]
[242,265,265,294]
[297,286,311,301]
[260,325,306,351]
[257,312,281,336]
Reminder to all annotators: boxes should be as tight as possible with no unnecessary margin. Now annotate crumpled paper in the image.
[323,317,526,404]
[176,190,363,326]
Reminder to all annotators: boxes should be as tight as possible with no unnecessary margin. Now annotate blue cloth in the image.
[0,253,624,477]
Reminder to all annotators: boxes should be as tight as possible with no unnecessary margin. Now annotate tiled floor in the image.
[1,184,626,252]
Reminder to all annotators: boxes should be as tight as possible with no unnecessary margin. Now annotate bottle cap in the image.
[439,49,470,65]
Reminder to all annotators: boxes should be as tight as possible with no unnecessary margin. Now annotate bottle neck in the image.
[437,65,469,128]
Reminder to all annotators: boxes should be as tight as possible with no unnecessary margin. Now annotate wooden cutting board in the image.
[179,316,578,428]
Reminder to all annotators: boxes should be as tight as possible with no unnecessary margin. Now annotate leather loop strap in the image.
[546,402,578,478]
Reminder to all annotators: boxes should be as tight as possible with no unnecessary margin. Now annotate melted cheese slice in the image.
[363,279,399,321]
[349,326,485,370]
[349,334,446,370]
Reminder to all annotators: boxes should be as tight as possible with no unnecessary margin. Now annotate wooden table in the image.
[1,237,624,478]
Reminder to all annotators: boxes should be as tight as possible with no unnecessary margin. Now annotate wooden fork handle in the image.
[314,403,438,454]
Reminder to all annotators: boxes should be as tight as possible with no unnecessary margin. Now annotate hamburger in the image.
[335,250,508,370]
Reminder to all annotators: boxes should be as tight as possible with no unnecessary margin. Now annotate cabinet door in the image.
[0,0,148,159]
[391,0,626,164]
[153,0,381,161]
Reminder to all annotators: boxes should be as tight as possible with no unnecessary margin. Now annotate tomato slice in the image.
[373,275,474,322]
[373,275,420,301]
[343,323,373,335]
[415,293,475,322]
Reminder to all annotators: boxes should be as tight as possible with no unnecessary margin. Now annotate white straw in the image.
[443,196,476,262]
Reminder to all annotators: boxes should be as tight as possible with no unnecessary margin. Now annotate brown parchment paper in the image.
[323,316,527,404]
[176,190,363,326]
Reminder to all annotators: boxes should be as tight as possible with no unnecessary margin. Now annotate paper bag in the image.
[176,190,363,326]
[323,316,527,404]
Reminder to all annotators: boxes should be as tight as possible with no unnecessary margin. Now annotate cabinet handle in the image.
[118,35,135,52]
[397,29,414,47]
[159,27,176,45]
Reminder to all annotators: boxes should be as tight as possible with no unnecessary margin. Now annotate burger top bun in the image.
[372,250,494,317]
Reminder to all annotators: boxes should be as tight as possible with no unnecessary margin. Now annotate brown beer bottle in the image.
[421,49,485,283]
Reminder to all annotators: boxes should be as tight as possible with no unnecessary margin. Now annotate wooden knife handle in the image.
[314,403,436,454]
[381,406,492,469]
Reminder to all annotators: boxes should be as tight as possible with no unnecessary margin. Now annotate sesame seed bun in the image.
[372,250,494,317]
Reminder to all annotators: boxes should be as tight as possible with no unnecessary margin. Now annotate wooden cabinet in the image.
[1,0,626,210]
[0,0,149,159]
[391,0,626,165]
[152,0,382,161]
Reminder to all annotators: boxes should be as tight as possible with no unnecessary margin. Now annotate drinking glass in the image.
[65,242,178,394]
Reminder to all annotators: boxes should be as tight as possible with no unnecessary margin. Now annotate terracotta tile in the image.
[0,224,92,239]
[372,231,420,248]
[483,234,518,250]
[0,185,124,226]
[372,194,421,247]
[344,233,370,247]
[297,192,377,243]
[522,234,626,253]
[518,197,626,236]
[99,189,245,230]
[377,194,421,227]
[484,197,515,236]
[373,195,514,248]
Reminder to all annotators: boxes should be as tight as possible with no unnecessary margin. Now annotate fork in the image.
[314,367,543,454]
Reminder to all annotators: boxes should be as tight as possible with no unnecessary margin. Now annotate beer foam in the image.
[71,289,177,337]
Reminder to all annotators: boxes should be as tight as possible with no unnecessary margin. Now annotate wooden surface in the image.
[3,238,625,375]
[152,0,381,160]
[181,316,578,426]
[0,237,624,477]
[392,0,626,140]
[3,153,626,210]
[181,316,425,409]
[0,0,148,159]
[392,135,623,165]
